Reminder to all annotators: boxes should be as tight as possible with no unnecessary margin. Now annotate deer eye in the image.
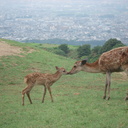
[74,66,76,68]
[63,70,66,72]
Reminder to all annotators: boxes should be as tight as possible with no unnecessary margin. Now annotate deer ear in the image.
[81,59,87,65]
[55,66,59,70]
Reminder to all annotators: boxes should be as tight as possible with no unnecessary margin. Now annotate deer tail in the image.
[24,76,28,84]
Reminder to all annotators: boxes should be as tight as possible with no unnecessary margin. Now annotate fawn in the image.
[22,66,67,105]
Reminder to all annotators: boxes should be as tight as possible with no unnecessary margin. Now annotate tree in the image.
[77,44,91,58]
[91,46,101,55]
[99,38,125,54]
[53,48,66,56]
[58,44,69,54]
[88,46,101,62]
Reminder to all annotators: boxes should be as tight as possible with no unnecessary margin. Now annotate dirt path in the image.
[0,41,35,57]
[0,41,23,57]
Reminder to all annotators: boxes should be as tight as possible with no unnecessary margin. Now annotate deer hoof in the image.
[103,96,106,99]
[106,97,110,100]
[124,97,128,101]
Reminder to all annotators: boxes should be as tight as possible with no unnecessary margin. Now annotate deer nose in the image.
[67,72,71,75]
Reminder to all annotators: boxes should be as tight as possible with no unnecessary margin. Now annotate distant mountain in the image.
[23,39,105,47]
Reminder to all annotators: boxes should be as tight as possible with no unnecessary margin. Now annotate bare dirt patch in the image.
[0,41,22,57]
[0,41,34,57]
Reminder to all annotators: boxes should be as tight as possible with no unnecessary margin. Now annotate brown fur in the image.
[22,67,67,105]
[99,47,128,72]
[68,46,128,100]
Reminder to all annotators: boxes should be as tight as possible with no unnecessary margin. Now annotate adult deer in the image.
[68,46,128,100]
[22,66,67,105]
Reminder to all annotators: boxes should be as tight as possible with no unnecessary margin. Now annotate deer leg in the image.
[26,92,32,104]
[103,72,111,100]
[124,68,128,100]
[47,86,54,102]
[106,72,111,100]
[103,83,107,99]
[22,84,34,105]
[22,88,27,106]
[103,74,108,99]
[42,86,47,103]
[124,93,128,100]
[22,92,25,106]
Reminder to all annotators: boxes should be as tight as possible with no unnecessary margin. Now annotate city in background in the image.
[0,0,128,45]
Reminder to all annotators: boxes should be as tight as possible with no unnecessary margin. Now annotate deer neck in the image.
[52,71,62,82]
[82,60,101,73]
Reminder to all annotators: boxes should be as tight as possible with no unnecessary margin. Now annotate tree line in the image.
[54,38,125,62]
[24,38,104,46]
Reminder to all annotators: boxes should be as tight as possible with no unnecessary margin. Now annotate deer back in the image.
[99,46,128,72]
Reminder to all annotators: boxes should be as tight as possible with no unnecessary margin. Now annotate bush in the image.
[77,44,91,58]
[99,38,125,54]
[58,44,70,54]
[53,48,66,56]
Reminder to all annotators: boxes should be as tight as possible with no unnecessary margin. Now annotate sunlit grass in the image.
[0,39,128,128]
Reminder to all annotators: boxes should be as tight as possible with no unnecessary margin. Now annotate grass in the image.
[0,39,128,128]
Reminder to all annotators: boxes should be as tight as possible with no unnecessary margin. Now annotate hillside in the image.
[0,41,22,57]
[0,38,74,85]
[0,39,128,128]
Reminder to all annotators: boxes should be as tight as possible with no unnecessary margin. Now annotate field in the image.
[0,39,128,128]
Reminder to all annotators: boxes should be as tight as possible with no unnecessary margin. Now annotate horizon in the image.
[0,0,128,44]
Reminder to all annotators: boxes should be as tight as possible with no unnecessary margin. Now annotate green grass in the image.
[0,39,128,128]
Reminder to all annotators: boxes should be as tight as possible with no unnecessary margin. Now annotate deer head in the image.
[67,59,87,74]
[55,66,68,75]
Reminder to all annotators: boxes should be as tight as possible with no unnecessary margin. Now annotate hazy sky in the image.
[0,0,128,4]
[0,0,128,16]
[1,0,128,8]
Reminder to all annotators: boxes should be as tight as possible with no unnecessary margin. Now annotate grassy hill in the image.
[0,39,128,128]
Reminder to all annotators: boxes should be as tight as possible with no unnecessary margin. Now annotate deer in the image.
[22,66,67,105]
[68,46,128,100]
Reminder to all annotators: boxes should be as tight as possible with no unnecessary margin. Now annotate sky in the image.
[1,0,128,4]
[0,0,128,43]
[0,0,128,8]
